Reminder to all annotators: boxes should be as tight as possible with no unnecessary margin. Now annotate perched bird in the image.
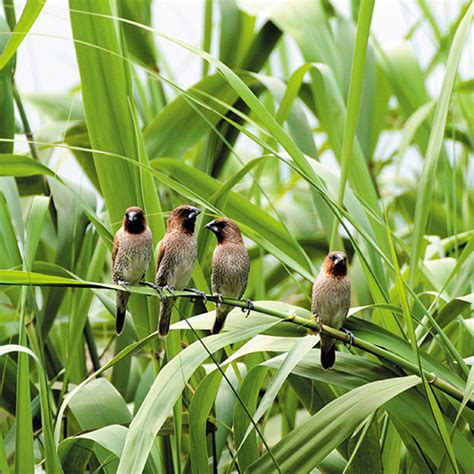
[206,218,250,334]
[112,207,153,335]
[155,205,201,337]
[311,251,351,370]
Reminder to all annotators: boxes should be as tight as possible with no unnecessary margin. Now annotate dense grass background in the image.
[0,0,473,472]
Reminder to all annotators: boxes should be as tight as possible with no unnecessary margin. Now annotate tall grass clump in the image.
[0,0,472,472]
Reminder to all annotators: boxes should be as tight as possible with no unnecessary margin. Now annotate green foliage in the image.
[0,0,473,472]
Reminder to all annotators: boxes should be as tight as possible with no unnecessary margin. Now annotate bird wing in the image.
[112,232,120,269]
[156,239,165,270]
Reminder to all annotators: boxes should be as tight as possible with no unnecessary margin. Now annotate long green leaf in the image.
[330,0,375,249]
[118,322,279,473]
[1,345,61,473]
[0,0,44,70]
[69,0,143,228]
[249,376,420,473]
[408,3,473,286]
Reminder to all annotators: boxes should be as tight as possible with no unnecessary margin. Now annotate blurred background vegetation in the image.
[0,0,473,472]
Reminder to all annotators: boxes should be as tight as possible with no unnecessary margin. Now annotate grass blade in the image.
[250,376,421,473]
[330,0,375,248]
[408,3,473,286]
[0,0,44,70]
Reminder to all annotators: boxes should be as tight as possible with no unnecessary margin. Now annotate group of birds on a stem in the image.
[112,205,351,370]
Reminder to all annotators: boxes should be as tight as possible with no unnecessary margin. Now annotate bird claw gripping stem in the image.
[213,293,224,306]
[341,327,355,346]
[153,285,175,302]
[183,287,208,304]
[117,280,131,292]
[163,285,176,298]
[316,315,324,334]
[241,299,254,318]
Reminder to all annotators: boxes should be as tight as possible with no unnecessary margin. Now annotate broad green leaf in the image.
[118,322,279,473]
[233,366,270,472]
[249,376,420,473]
[237,335,315,450]
[68,378,131,432]
[189,370,222,473]
[0,154,60,178]
[59,425,159,474]
[119,0,156,69]
[69,0,143,227]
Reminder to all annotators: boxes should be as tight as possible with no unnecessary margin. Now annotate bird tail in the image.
[211,305,231,334]
[159,298,175,338]
[116,290,130,335]
[320,334,336,370]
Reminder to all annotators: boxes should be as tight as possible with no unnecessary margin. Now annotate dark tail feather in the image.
[116,290,130,335]
[320,334,336,370]
[159,298,174,338]
[211,306,230,334]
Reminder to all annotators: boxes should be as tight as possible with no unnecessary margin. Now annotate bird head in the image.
[168,205,201,234]
[322,251,348,278]
[123,207,147,234]
[206,218,243,244]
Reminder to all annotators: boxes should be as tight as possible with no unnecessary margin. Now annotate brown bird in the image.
[206,218,250,334]
[155,205,201,337]
[311,251,351,370]
[112,207,153,335]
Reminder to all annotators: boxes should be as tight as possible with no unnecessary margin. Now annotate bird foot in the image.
[213,293,223,306]
[241,299,254,318]
[341,327,354,346]
[316,315,324,334]
[153,284,175,301]
[117,280,131,292]
[164,285,176,294]
[184,287,208,304]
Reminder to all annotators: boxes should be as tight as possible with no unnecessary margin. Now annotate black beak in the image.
[205,221,218,233]
[128,211,138,222]
[334,255,346,265]
[189,208,201,219]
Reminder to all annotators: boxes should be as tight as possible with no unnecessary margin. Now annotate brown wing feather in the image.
[156,239,165,270]
[112,232,120,269]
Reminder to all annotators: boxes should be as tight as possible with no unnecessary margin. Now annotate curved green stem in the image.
[1,276,471,409]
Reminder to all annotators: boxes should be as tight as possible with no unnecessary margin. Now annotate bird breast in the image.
[116,230,152,284]
[311,274,350,328]
[211,244,249,298]
[158,231,197,290]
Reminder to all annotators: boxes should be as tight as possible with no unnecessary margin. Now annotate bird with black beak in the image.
[155,205,201,337]
[311,251,352,369]
[112,207,153,334]
[206,218,250,334]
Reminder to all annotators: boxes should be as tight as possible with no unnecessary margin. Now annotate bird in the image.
[112,207,153,335]
[311,251,351,370]
[155,205,201,337]
[206,218,250,334]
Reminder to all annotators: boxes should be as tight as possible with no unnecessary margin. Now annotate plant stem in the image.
[160,292,471,409]
[83,319,101,373]
[12,81,41,162]
[2,278,471,409]
[12,82,57,223]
